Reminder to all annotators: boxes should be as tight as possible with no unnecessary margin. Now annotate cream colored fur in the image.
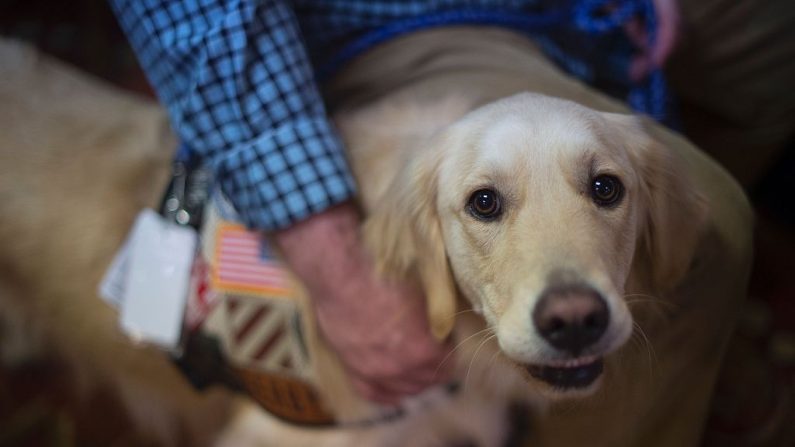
[0,26,753,447]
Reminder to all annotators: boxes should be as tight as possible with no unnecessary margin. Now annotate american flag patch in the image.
[212,223,293,297]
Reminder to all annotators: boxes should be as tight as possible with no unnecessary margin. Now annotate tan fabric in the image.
[669,0,795,186]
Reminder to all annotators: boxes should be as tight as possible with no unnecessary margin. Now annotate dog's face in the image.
[366,93,705,397]
[436,95,641,393]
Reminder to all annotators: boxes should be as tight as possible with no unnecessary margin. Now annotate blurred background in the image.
[0,0,793,445]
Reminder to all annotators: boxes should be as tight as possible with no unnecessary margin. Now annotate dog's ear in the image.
[604,113,708,290]
[363,136,457,340]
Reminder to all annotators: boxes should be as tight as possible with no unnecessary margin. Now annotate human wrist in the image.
[271,202,365,294]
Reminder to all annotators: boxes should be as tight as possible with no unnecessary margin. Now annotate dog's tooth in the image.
[541,355,601,369]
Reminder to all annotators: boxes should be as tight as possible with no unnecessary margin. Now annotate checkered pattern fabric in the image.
[110,0,359,230]
[109,0,635,230]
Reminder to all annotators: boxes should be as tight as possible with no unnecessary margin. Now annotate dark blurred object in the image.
[0,0,153,96]
[172,332,243,393]
[667,0,795,189]
[0,358,155,447]
[754,144,795,227]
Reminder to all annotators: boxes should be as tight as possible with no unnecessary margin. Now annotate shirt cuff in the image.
[213,118,357,231]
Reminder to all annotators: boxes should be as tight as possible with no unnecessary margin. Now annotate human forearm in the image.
[273,202,452,404]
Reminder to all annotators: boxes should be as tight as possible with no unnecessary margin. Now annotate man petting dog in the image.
[109,0,678,405]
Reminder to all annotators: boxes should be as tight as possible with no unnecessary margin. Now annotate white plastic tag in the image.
[119,209,197,350]
[98,236,131,309]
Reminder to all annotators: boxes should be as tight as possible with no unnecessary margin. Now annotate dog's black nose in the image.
[533,286,609,355]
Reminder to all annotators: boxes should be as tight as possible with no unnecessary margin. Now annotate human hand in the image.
[273,203,452,405]
[625,0,680,81]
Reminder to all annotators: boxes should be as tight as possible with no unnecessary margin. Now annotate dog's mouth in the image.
[524,355,603,389]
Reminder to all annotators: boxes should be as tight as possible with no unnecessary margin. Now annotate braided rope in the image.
[573,0,674,124]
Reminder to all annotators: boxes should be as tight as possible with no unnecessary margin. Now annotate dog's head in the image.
[365,93,706,396]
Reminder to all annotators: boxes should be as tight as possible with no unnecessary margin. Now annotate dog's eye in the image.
[591,175,623,207]
[468,189,502,220]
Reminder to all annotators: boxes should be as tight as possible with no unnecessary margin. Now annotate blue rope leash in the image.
[572,0,673,123]
[318,0,676,126]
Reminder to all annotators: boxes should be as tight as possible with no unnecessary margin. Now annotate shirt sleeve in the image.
[109,0,357,230]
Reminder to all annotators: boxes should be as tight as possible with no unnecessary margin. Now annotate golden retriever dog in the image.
[0,26,752,447]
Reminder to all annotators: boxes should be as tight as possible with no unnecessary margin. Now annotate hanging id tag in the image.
[120,209,197,350]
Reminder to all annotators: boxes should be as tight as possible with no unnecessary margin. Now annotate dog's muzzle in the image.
[526,283,609,388]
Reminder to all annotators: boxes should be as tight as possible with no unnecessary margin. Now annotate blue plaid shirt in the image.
[110,0,637,230]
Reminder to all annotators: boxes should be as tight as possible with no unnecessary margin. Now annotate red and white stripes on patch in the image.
[212,224,293,297]
[224,296,299,373]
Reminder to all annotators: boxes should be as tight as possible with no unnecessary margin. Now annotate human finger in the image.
[650,0,680,65]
